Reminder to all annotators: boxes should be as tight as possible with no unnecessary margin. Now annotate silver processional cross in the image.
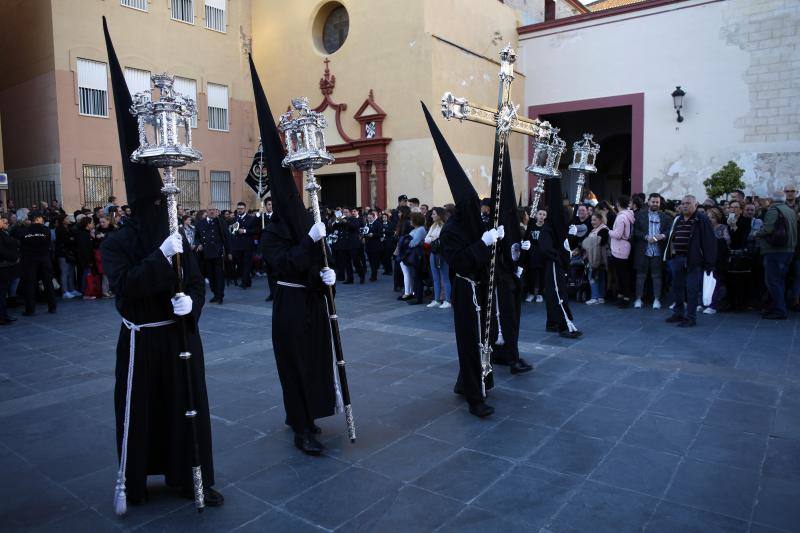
[440,45,552,397]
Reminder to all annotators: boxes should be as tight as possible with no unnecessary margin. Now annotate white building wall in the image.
[518,0,800,199]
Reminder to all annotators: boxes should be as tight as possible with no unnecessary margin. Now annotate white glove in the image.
[568,225,578,236]
[521,240,531,251]
[496,225,505,241]
[515,266,524,279]
[171,294,192,316]
[481,229,499,247]
[159,233,183,260]
[308,222,326,242]
[320,267,336,286]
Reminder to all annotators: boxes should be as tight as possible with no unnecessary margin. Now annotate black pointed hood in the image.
[102,16,163,211]
[248,55,308,243]
[421,102,482,240]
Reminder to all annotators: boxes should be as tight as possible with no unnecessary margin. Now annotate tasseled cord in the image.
[552,262,579,333]
[115,319,140,516]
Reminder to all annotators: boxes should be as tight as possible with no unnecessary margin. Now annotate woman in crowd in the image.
[704,206,730,314]
[55,214,80,299]
[583,212,610,305]
[400,212,427,304]
[524,209,547,303]
[93,215,115,298]
[180,214,196,248]
[393,205,412,294]
[75,216,97,300]
[608,195,635,308]
[425,207,451,309]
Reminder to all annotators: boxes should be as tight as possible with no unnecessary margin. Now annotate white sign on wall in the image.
[0,173,8,190]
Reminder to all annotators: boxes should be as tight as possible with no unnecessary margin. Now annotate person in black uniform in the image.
[423,103,499,418]
[100,19,222,508]
[20,213,57,316]
[333,208,365,284]
[250,56,337,455]
[195,208,229,304]
[0,214,20,325]
[539,175,583,339]
[229,202,258,288]
[260,199,278,301]
[364,210,383,281]
[379,212,395,275]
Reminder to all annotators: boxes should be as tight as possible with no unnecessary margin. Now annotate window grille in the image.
[173,76,198,127]
[176,169,201,211]
[171,0,194,23]
[77,59,108,117]
[83,165,113,209]
[205,0,225,32]
[121,0,147,11]
[210,170,231,211]
[207,83,228,131]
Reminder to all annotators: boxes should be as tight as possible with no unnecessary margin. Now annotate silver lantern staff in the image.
[568,133,600,216]
[278,97,357,443]
[525,127,567,217]
[129,73,206,512]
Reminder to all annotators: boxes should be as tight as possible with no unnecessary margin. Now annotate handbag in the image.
[702,271,716,307]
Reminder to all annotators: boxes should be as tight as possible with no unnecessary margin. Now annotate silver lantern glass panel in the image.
[278,97,335,172]
[568,133,600,174]
[525,127,566,178]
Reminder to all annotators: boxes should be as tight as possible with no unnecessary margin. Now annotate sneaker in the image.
[525,294,534,303]
[652,299,662,310]
[536,295,544,303]
[439,301,452,309]
[585,298,599,305]
[669,303,675,310]
[633,299,643,309]
[696,305,704,312]
[703,307,717,314]
[598,298,605,304]
[427,301,441,308]
[83,295,96,300]
[62,291,76,299]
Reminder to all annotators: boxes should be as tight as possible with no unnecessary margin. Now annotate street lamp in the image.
[671,86,686,123]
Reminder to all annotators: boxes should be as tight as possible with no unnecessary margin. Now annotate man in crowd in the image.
[259,198,277,301]
[0,214,19,325]
[364,209,383,281]
[334,207,365,284]
[633,193,671,309]
[229,201,258,288]
[20,213,57,316]
[756,189,798,319]
[664,195,716,327]
[195,207,229,304]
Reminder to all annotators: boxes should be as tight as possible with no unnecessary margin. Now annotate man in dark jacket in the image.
[663,195,716,327]
[229,201,259,288]
[195,207,229,304]
[334,208,365,284]
[20,213,57,316]
[632,193,672,309]
[364,210,383,281]
[0,214,20,325]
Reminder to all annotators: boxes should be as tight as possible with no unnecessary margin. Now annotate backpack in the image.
[764,206,788,247]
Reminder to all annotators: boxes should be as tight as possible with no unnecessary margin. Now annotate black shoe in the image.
[48,308,57,314]
[343,280,354,285]
[216,298,223,305]
[407,299,423,305]
[453,383,464,395]
[665,314,684,323]
[510,359,534,374]
[22,311,35,317]
[383,271,392,276]
[617,299,631,309]
[399,294,413,301]
[240,285,249,290]
[559,330,582,339]
[359,277,365,284]
[678,319,696,327]
[265,295,274,302]
[762,312,787,320]
[545,324,559,332]
[469,403,494,418]
[209,297,220,303]
[294,430,324,456]
[369,276,377,282]
[181,486,224,507]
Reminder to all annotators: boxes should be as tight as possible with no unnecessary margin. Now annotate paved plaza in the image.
[1,276,799,532]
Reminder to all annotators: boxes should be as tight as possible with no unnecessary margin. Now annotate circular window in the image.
[314,3,349,54]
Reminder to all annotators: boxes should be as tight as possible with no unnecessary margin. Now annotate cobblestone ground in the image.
[1,275,799,532]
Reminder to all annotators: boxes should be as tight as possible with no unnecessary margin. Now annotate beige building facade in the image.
[0,0,257,212]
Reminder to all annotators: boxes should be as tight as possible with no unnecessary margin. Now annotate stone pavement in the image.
[1,275,799,532]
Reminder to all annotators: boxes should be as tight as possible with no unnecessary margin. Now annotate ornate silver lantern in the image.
[525,128,566,215]
[130,73,202,235]
[568,133,600,206]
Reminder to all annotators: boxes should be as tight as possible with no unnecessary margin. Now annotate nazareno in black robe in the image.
[101,215,214,502]
[263,217,337,433]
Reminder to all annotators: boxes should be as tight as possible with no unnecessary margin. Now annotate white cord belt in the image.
[278,281,307,289]
[114,318,175,515]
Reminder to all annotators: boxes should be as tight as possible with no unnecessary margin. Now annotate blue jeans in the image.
[430,253,451,302]
[669,256,703,321]
[763,252,793,316]
[589,266,606,300]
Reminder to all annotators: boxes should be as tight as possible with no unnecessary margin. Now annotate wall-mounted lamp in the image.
[671,86,686,123]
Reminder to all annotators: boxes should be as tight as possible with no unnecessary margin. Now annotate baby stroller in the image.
[567,255,590,303]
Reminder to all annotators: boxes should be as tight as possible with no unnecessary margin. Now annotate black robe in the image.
[539,221,576,332]
[263,218,336,433]
[441,216,494,405]
[490,252,522,365]
[101,220,214,502]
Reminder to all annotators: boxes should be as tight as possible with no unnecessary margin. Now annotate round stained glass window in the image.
[322,6,349,54]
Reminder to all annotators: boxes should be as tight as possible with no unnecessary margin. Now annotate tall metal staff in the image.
[440,45,551,396]
[130,74,206,511]
[568,133,600,217]
[526,128,567,218]
[278,98,356,443]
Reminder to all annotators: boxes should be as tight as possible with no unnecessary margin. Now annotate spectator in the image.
[94,216,115,298]
[400,212,426,304]
[0,214,19,325]
[425,207,451,308]
[664,195,716,327]
[582,212,609,305]
[524,209,547,303]
[704,207,730,314]
[104,195,118,215]
[75,216,97,300]
[756,190,798,319]
[55,214,80,298]
[608,195,635,308]
[633,193,671,309]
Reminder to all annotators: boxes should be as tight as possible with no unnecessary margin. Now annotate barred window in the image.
[123,67,151,99]
[83,165,113,209]
[121,0,147,11]
[77,59,108,117]
[171,0,194,24]
[176,169,201,211]
[207,83,228,131]
[204,0,225,32]
[210,171,231,211]
[173,76,197,128]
